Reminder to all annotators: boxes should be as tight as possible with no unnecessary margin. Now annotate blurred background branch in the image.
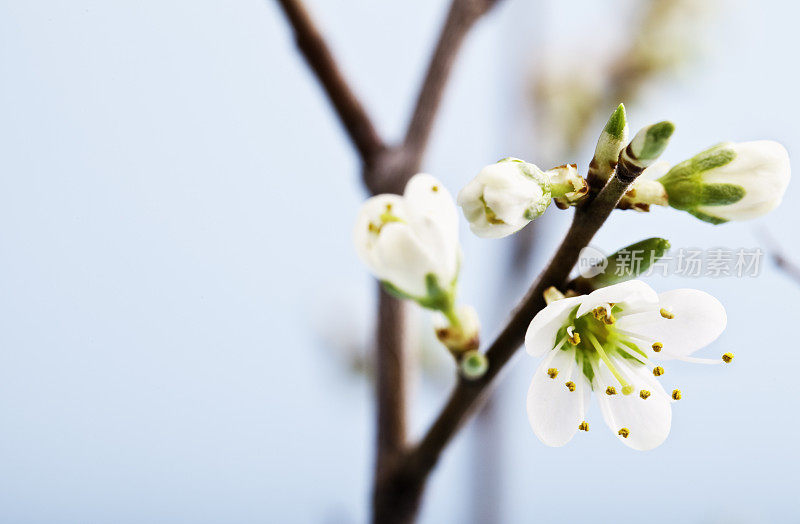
[276,0,504,521]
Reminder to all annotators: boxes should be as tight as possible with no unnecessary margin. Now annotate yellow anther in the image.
[722,352,734,363]
[565,381,576,392]
[639,390,651,400]
[652,342,663,352]
[603,313,616,325]
[592,307,607,320]
[618,428,630,438]
[653,366,665,377]
[672,389,682,400]
[431,185,439,192]
[566,326,581,345]
[622,385,633,395]
[547,368,559,379]
[660,308,674,319]
[578,421,589,431]
[368,222,380,233]
[606,386,617,395]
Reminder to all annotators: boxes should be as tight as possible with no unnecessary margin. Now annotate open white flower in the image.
[525,280,728,450]
[353,173,459,300]
[658,140,790,223]
[457,158,551,239]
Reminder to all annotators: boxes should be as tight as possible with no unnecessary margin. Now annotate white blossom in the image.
[659,140,790,223]
[353,174,459,299]
[457,158,551,239]
[525,280,728,450]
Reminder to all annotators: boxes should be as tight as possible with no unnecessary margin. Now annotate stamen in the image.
[431,185,439,192]
[672,389,682,400]
[586,332,632,392]
[660,308,674,319]
[606,386,617,395]
[652,342,663,352]
[592,304,615,324]
[639,390,651,400]
[566,326,581,345]
[618,428,630,438]
[547,368,559,379]
[565,381,576,392]
[578,421,589,431]
[722,352,734,363]
[653,366,665,376]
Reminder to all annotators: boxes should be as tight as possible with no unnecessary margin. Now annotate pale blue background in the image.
[1,0,798,522]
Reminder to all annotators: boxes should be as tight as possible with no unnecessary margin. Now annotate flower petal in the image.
[371,223,438,297]
[524,296,582,357]
[697,141,791,222]
[616,289,726,359]
[595,357,672,451]
[403,174,460,283]
[527,347,590,447]
[576,280,659,318]
[353,194,407,274]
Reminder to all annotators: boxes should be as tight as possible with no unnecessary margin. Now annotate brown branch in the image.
[401,169,643,487]
[275,0,385,164]
[373,288,408,467]
[402,0,502,169]
[275,1,504,522]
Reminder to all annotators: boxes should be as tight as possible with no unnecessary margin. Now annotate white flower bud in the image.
[457,158,551,239]
[658,141,790,223]
[547,163,588,208]
[353,174,460,299]
[460,349,488,380]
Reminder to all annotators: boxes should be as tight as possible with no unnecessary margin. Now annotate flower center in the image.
[368,203,406,235]
[555,303,652,396]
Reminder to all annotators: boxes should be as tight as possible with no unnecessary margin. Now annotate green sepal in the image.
[699,183,745,206]
[396,273,453,312]
[381,273,457,312]
[381,280,419,301]
[687,209,729,225]
[658,142,738,210]
[657,142,742,223]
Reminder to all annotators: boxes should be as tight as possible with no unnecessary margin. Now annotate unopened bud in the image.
[627,121,675,168]
[547,164,588,207]
[571,238,671,292]
[457,158,551,238]
[588,104,629,191]
[658,140,790,224]
[460,350,488,380]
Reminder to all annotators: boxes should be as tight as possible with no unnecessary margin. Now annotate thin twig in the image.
[403,0,502,168]
[275,1,504,521]
[402,173,641,484]
[275,0,385,164]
